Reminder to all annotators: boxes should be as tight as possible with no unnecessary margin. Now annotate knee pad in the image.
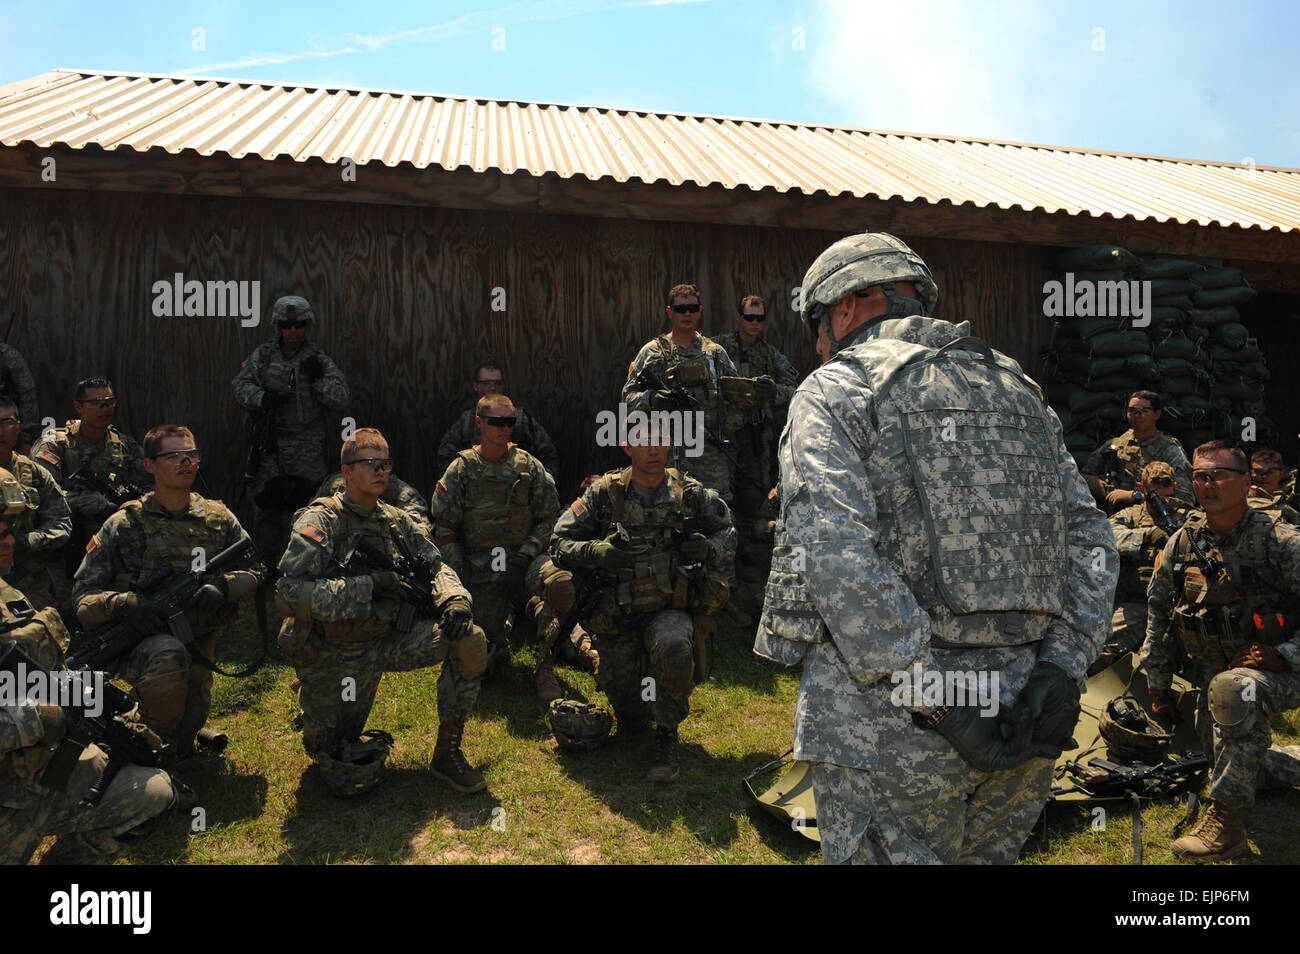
[1209,669,1259,728]
[453,624,488,681]
[133,648,192,725]
[545,573,575,616]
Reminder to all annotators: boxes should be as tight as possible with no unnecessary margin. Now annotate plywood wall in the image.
[1,188,1062,507]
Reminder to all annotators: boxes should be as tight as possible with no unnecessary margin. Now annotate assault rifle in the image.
[66,537,259,672]
[345,536,440,633]
[630,364,740,471]
[0,641,168,806]
[1059,753,1208,800]
[66,463,149,510]
[1136,482,1185,537]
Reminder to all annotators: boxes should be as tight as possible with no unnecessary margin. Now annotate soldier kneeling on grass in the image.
[276,428,489,796]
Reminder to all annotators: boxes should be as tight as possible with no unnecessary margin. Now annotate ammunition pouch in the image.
[670,361,711,388]
[614,552,679,614]
[277,617,321,667]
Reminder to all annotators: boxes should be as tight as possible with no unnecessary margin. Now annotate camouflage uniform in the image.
[431,444,558,661]
[1140,508,1300,810]
[31,421,149,542]
[2,452,72,617]
[232,304,350,561]
[712,332,800,508]
[72,493,262,754]
[551,467,734,731]
[1248,486,1300,525]
[623,335,742,504]
[1083,429,1194,508]
[434,406,560,479]
[1100,494,1191,670]
[0,344,40,445]
[315,470,431,534]
[1,580,176,865]
[756,316,1116,865]
[276,493,486,758]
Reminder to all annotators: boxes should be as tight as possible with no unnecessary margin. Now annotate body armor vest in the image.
[839,336,1068,647]
[603,469,692,615]
[1169,511,1299,674]
[57,423,131,477]
[1114,499,1188,604]
[311,495,411,641]
[6,454,44,535]
[657,336,726,438]
[456,447,534,564]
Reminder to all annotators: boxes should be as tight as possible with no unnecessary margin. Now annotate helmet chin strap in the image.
[817,283,928,356]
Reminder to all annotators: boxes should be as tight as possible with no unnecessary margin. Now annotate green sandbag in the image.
[1124,354,1158,379]
[1057,244,1139,272]
[1191,267,1244,289]
[1209,322,1251,349]
[1068,269,1128,283]
[1054,317,1122,340]
[1213,382,1261,401]
[1086,331,1151,356]
[1152,306,1186,324]
[1136,258,1205,279]
[1155,356,1210,375]
[1053,352,1129,377]
[1047,384,1117,414]
[1152,295,1196,310]
[1079,373,1142,391]
[1193,285,1256,307]
[1188,306,1239,328]
[1148,279,1201,298]
[1152,334,1204,362]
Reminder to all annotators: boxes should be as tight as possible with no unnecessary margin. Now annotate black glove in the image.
[677,532,709,567]
[117,593,168,630]
[261,389,290,410]
[501,550,532,591]
[369,570,402,596]
[649,389,678,411]
[192,579,228,612]
[300,355,326,382]
[1003,662,1081,754]
[753,374,777,405]
[1145,526,1169,550]
[441,601,473,642]
[586,534,636,572]
[930,705,1057,773]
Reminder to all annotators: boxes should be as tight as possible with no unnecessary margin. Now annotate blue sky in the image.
[3,0,1297,167]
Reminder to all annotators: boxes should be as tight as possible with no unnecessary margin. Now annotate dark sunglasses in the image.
[670,303,701,314]
[343,457,393,472]
[278,319,309,330]
[741,313,766,323]
[1147,478,1175,488]
[481,416,517,428]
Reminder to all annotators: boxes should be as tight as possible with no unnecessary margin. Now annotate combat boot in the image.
[534,658,563,704]
[1170,801,1247,861]
[431,722,487,794]
[647,725,680,783]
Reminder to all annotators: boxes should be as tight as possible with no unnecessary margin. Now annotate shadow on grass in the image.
[275,764,502,864]
[128,761,270,863]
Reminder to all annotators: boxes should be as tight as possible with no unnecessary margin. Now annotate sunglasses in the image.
[343,457,393,472]
[80,398,117,409]
[153,449,202,465]
[1147,478,1175,488]
[741,313,766,323]
[278,319,309,330]
[481,416,517,428]
[1191,468,1247,485]
[670,303,701,314]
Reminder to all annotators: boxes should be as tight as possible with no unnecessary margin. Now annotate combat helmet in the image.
[1099,696,1173,763]
[271,295,315,328]
[799,232,939,354]
[548,699,613,751]
[314,729,394,797]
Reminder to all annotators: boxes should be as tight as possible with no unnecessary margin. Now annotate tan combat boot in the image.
[647,726,680,783]
[534,657,563,704]
[1170,801,1247,861]
[431,722,487,793]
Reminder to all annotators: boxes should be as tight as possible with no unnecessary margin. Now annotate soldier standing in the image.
[1142,440,1300,860]
[431,394,559,686]
[0,394,72,618]
[73,426,263,759]
[0,343,40,453]
[756,232,1116,864]
[551,420,735,782]
[1082,390,1194,513]
[276,428,488,795]
[622,283,743,506]
[434,361,560,479]
[233,296,350,563]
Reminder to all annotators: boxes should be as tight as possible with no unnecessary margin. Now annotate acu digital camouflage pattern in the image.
[434,406,560,479]
[622,335,741,503]
[72,493,260,752]
[552,467,735,730]
[1141,507,1300,809]
[2,452,72,616]
[0,343,40,440]
[315,470,431,534]
[1,588,175,864]
[1102,495,1191,663]
[31,422,149,528]
[232,299,350,557]
[757,316,1116,865]
[1082,429,1194,507]
[277,493,485,756]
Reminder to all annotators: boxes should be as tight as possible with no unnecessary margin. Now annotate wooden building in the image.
[2,69,1298,499]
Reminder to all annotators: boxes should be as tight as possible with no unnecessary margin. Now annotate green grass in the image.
[60,605,1300,865]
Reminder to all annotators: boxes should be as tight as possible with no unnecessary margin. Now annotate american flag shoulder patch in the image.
[767,486,779,501]
[300,524,327,544]
[35,448,60,466]
[571,498,587,518]
[85,535,99,554]
[435,480,448,499]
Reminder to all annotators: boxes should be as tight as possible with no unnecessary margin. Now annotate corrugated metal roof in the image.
[3,68,1299,232]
